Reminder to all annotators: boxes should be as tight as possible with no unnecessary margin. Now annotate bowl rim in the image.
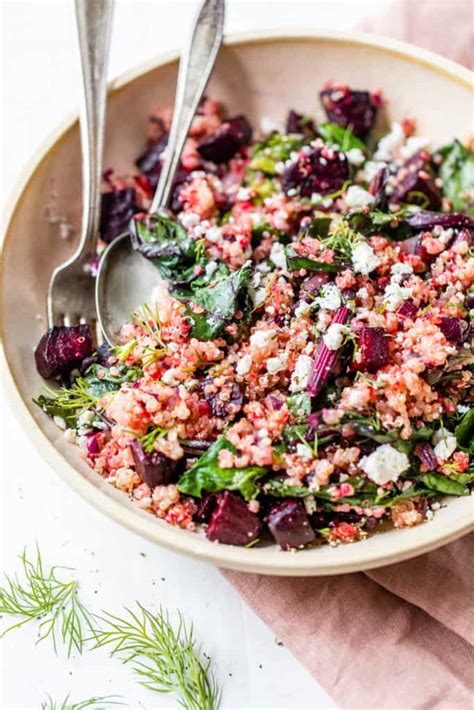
[2,28,473,576]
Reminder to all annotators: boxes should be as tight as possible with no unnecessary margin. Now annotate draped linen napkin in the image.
[224,3,474,707]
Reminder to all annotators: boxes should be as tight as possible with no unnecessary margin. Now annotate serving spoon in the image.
[96,0,226,345]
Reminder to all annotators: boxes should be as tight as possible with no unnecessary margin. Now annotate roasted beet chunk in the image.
[320,85,378,137]
[439,317,470,342]
[197,115,253,163]
[135,134,169,188]
[194,494,218,524]
[206,491,261,546]
[396,299,418,321]
[35,325,94,379]
[267,500,315,550]
[415,442,437,471]
[100,188,136,243]
[389,151,442,210]
[200,377,243,418]
[405,210,474,231]
[286,110,316,137]
[130,440,180,488]
[282,146,349,197]
[355,327,389,372]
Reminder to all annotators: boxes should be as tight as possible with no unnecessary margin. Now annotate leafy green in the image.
[177,436,268,500]
[262,479,311,498]
[344,208,413,238]
[455,407,474,452]
[318,123,367,153]
[248,133,305,175]
[420,473,469,496]
[81,363,141,399]
[187,262,253,340]
[284,245,340,272]
[287,393,312,420]
[305,214,332,238]
[437,140,474,214]
[134,215,198,285]
[41,695,122,710]
[320,222,363,259]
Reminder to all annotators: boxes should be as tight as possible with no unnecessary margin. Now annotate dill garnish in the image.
[40,694,123,710]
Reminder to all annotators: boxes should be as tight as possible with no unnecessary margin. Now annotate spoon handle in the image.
[74,0,113,259]
[150,0,225,214]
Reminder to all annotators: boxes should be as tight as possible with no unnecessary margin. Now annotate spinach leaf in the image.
[177,436,269,500]
[34,394,83,429]
[248,133,305,175]
[420,473,468,496]
[318,123,367,153]
[344,208,412,238]
[287,393,312,421]
[305,214,332,238]
[82,363,141,398]
[437,140,474,214]
[187,262,252,340]
[284,245,340,272]
[455,407,474,452]
[262,479,311,498]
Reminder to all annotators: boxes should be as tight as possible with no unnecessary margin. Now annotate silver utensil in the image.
[96,0,225,345]
[47,0,113,337]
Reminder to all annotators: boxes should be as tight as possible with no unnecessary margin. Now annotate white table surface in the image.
[1,2,390,708]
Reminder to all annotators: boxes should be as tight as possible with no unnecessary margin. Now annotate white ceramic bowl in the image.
[2,30,473,575]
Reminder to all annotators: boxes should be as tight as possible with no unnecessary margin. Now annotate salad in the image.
[34,84,474,550]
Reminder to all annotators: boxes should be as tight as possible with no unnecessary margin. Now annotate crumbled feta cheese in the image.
[260,116,284,134]
[267,352,288,375]
[236,187,252,201]
[433,225,454,245]
[390,262,413,281]
[179,211,200,229]
[290,354,313,393]
[457,404,470,414]
[345,185,375,209]
[77,410,95,428]
[310,192,323,204]
[399,136,430,161]
[294,300,312,318]
[269,242,287,270]
[383,281,412,311]
[304,495,317,515]
[275,161,286,175]
[360,444,410,485]
[373,122,406,161]
[205,260,218,277]
[205,226,222,243]
[432,430,457,461]
[161,368,182,386]
[315,283,342,311]
[323,323,349,350]
[250,329,277,350]
[345,148,365,166]
[236,354,252,377]
[296,443,314,460]
[356,286,369,300]
[351,242,381,275]
[358,160,387,183]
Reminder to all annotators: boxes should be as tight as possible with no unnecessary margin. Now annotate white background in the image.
[1,2,391,708]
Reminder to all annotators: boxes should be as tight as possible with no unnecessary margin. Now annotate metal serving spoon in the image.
[47,0,113,334]
[96,0,225,345]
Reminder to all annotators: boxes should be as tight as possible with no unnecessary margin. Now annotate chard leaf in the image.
[420,473,468,496]
[248,133,305,175]
[81,363,141,398]
[306,215,332,238]
[187,262,252,340]
[284,245,340,272]
[318,123,367,152]
[344,208,412,237]
[177,436,268,500]
[437,140,474,214]
[263,479,311,497]
[455,407,474,452]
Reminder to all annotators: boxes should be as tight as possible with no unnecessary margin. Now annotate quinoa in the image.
[34,84,474,550]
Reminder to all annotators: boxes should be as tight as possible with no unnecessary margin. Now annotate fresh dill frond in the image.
[139,426,167,453]
[132,303,168,366]
[39,380,99,412]
[41,694,123,710]
[0,546,95,657]
[321,222,363,259]
[91,603,221,710]
[112,339,138,362]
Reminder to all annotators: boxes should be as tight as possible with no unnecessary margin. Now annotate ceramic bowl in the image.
[2,30,473,575]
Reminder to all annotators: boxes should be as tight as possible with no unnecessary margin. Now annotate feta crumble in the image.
[267,352,288,375]
[315,283,342,311]
[432,430,458,461]
[345,148,365,166]
[360,444,410,485]
[269,241,287,270]
[373,122,406,161]
[296,443,314,460]
[323,323,349,350]
[236,354,252,377]
[352,242,381,275]
[294,300,312,318]
[383,281,412,311]
[345,185,375,209]
[289,354,313,393]
[250,329,277,350]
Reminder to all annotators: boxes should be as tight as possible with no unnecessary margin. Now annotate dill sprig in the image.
[132,303,168,366]
[41,695,123,710]
[139,426,167,453]
[91,604,221,710]
[39,381,99,412]
[321,222,363,259]
[0,546,95,657]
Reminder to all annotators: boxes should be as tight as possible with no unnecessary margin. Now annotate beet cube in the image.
[405,211,474,231]
[320,86,378,137]
[355,327,389,372]
[206,491,261,546]
[415,442,437,471]
[194,494,218,524]
[130,440,179,488]
[35,324,94,379]
[198,115,253,163]
[100,188,137,243]
[267,500,315,550]
[439,317,470,342]
[389,151,441,210]
[283,146,349,197]
[396,299,418,321]
[286,110,316,137]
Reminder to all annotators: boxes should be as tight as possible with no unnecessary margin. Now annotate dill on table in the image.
[92,603,221,710]
[41,694,123,710]
[0,546,94,657]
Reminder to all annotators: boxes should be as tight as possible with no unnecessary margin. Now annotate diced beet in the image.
[200,377,243,418]
[135,134,169,187]
[86,433,102,456]
[100,188,136,243]
[319,85,378,137]
[396,299,418,321]
[452,228,472,247]
[194,494,217,524]
[405,211,474,230]
[355,327,389,372]
[35,325,94,379]
[80,341,115,373]
[415,442,438,471]
[301,272,333,296]
[369,166,388,206]
[286,110,316,137]
[205,491,261,546]
[283,146,349,197]
[307,306,351,396]
[197,115,253,163]
[267,500,315,550]
[390,151,441,210]
[439,317,470,342]
[130,440,179,488]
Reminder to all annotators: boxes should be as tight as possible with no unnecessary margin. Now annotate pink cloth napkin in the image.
[224,4,474,708]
